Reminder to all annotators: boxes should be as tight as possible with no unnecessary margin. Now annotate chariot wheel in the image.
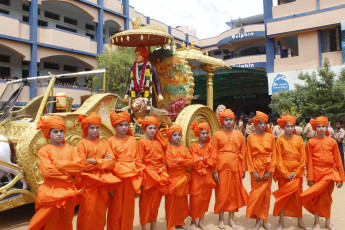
[175,104,221,147]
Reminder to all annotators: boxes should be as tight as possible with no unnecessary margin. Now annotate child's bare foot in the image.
[150,222,158,230]
[198,222,208,230]
[190,223,197,230]
[176,225,190,230]
[219,220,226,229]
[251,219,262,230]
[228,219,239,230]
[325,223,336,230]
[141,225,147,230]
[263,221,272,230]
[312,224,320,230]
[275,221,283,230]
[297,218,311,230]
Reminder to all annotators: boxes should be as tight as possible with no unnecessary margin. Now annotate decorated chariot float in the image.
[0,17,229,212]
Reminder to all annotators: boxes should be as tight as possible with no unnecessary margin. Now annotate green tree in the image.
[269,58,345,121]
[92,47,135,108]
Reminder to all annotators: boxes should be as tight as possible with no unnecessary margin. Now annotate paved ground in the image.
[1,174,344,230]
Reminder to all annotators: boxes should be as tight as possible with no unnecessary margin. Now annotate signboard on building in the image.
[232,62,266,68]
[268,65,345,95]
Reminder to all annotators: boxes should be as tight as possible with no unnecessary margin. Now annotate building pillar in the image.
[29,0,38,99]
[146,16,150,25]
[202,64,218,110]
[263,0,274,73]
[97,0,104,54]
[318,29,322,66]
[123,0,129,30]
[186,33,189,46]
[341,21,345,65]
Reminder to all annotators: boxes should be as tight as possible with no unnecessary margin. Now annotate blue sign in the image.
[272,74,289,93]
[341,21,345,64]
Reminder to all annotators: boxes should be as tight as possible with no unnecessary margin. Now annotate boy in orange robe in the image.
[189,121,216,230]
[28,116,84,230]
[272,115,309,230]
[107,112,145,230]
[76,112,121,230]
[246,111,276,230]
[211,109,248,230]
[300,116,345,230]
[137,116,170,230]
[162,124,194,230]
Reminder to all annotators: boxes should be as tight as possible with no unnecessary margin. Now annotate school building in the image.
[0,0,344,111]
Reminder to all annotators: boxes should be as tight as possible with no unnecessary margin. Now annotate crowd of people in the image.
[27,109,344,230]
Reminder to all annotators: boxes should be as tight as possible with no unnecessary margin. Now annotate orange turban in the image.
[253,111,272,133]
[135,47,149,59]
[110,112,133,136]
[138,116,168,149]
[218,109,235,125]
[277,115,297,135]
[161,124,182,143]
[189,121,210,143]
[310,116,330,136]
[77,112,101,138]
[37,116,65,142]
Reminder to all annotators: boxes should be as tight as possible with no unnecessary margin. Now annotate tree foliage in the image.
[93,47,135,108]
[269,58,345,121]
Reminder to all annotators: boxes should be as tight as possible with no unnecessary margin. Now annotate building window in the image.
[279,0,296,5]
[64,17,77,26]
[321,28,341,53]
[43,62,59,70]
[86,33,94,39]
[22,60,29,66]
[22,69,28,78]
[38,20,48,27]
[22,15,29,22]
[44,11,60,21]
[63,65,77,72]
[0,0,10,6]
[86,23,95,31]
[56,25,77,33]
[0,67,10,78]
[214,50,222,55]
[22,4,29,12]
[0,8,9,14]
[0,55,10,63]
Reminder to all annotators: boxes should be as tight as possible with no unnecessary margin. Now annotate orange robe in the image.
[165,144,193,230]
[137,138,169,226]
[28,144,83,230]
[272,135,306,217]
[189,142,216,220]
[76,138,120,230]
[246,132,276,221]
[300,137,345,218]
[211,129,248,214]
[107,135,144,230]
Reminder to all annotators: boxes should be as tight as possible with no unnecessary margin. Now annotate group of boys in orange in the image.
[27,109,345,230]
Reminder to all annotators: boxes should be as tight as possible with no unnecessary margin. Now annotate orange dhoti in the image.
[300,175,334,218]
[165,194,189,230]
[139,187,164,225]
[28,199,76,230]
[107,177,137,230]
[190,190,213,219]
[215,170,248,213]
[246,173,273,220]
[273,177,303,217]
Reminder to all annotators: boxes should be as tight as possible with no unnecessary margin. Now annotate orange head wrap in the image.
[253,111,272,133]
[161,124,182,143]
[135,47,149,59]
[310,116,330,136]
[218,109,235,125]
[189,121,210,143]
[277,115,297,135]
[37,115,65,143]
[110,112,133,136]
[138,116,168,149]
[77,112,101,139]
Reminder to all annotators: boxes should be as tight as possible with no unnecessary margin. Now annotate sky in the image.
[129,0,274,39]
